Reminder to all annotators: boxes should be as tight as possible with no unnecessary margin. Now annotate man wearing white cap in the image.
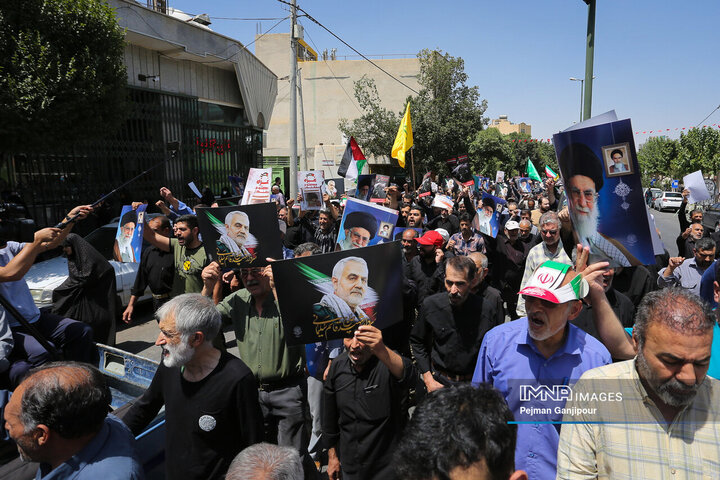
[473,259,614,480]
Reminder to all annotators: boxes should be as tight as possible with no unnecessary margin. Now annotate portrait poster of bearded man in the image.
[113,204,146,263]
[196,203,282,268]
[272,241,403,345]
[553,117,655,267]
[335,197,399,251]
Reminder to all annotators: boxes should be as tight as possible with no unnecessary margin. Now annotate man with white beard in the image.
[217,210,255,258]
[121,293,263,480]
[558,142,641,268]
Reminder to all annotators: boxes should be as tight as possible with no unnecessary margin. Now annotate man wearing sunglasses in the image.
[516,211,572,316]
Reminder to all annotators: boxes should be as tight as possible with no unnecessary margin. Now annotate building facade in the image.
[488,115,532,136]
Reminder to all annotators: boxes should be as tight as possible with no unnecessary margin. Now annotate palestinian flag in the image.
[545,165,560,181]
[338,137,367,183]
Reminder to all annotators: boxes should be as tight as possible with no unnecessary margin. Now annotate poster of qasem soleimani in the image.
[336,198,399,250]
[196,203,282,268]
[273,241,403,345]
[553,117,654,267]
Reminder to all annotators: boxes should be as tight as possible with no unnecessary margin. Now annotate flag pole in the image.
[410,147,416,191]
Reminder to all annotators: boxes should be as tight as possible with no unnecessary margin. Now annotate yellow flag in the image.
[391,102,413,168]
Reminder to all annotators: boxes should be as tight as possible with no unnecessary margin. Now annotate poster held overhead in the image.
[472,193,503,238]
[272,241,403,345]
[682,170,711,204]
[113,204,146,263]
[298,170,326,210]
[196,203,282,268]
[495,171,505,183]
[354,174,376,202]
[336,198,399,250]
[370,175,390,203]
[241,168,272,205]
[324,178,345,199]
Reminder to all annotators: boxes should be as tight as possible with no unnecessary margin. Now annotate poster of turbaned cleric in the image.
[553,118,654,266]
[114,205,147,262]
[298,170,325,210]
[324,178,344,200]
[240,168,272,205]
[336,198,399,251]
[196,203,282,268]
[272,241,403,345]
[472,193,504,238]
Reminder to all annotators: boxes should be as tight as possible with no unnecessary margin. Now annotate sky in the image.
[166,0,720,145]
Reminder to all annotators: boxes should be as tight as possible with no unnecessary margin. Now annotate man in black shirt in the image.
[122,215,174,323]
[121,293,263,480]
[323,325,416,480]
[410,256,502,393]
[407,230,446,302]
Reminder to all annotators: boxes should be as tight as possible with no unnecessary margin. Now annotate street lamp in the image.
[570,76,596,123]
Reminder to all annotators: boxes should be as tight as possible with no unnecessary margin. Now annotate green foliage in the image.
[0,0,127,152]
[467,130,556,177]
[339,49,488,175]
[677,127,720,177]
[637,136,678,183]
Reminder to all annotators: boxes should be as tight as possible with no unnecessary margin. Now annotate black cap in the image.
[558,143,604,191]
[344,211,378,238]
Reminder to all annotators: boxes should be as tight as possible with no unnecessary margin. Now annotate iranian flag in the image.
[337,137,367,183]
[545,165,560,181]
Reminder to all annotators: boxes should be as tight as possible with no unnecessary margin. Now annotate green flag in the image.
[526,158,541,181]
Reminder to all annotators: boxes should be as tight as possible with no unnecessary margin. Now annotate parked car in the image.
[701,202,720,232]
[644,187,662,207]
[26,221,153,309]
[653,191,683,212]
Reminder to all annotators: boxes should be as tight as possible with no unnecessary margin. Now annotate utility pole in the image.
[582,0,596,121]
[288,0,298,198]
[298,68,308,171]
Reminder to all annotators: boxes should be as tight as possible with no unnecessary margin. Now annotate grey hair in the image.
[294,242,322,257]
[469,252,488,269]
[539,211,560,227]
[157,293,221,343]
[519,219,532,229]
[695,237,715,252]
[225,210,249,226]
[634,287,715,348]
[332,256,368,280]
[226,443,303,480]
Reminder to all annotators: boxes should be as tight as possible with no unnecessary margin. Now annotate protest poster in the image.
[272,241,403,345]
[298,170,325,210]
[472,193,503,238]
[113,204,146,263]
[216,196,242,207]
[432,194,454,212]
[354,174,376,202]
[370,174,390,203]
[553,117,654,267]
[682,170,711,204]
[324,178,344,200]
[393,227,422,240]
[336,198,398,250]
[196,203,282,268]
[516,177,532,193]
[228,175,244,197]
[188,181,202,199]
[241,168,272,205]
[495,171,505,183]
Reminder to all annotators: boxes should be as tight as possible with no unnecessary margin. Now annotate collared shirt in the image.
[473,318,611,480]
[410,292,502,375]
[556,359,720,479]
[657,257,707,295]
[449,231,486,256]
[37,415,143,479]
[516,239,572,315]
[216,289,305,383]
[323,352,416,478]
[0,242,41,328]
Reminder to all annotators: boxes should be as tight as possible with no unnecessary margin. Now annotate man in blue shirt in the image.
[473,260,612,480]
[657,236,715,296]
[3,362,143,479]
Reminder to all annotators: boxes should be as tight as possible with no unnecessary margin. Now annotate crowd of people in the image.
[0,174,719,480]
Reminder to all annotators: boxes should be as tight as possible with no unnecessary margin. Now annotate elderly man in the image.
[516,211,572,316]
[3,362,143,479]
[518,219,540,247]
[217,210,254,257]
[607,148,629,173]
[399,228,419,264]
[677,221,705,258]
[557,287,720,479]
[394,384,528,480]
[678,188,704,233]
[469,252,505,320]
[474,260,614,479]
[558,142,641,267]
[658,236,715,295]
[336,211,377,250]
[313,256,371,328]
[122,294,263,480]
[324,325,416,480]
[226,443,302,480]
[411,256,502,392]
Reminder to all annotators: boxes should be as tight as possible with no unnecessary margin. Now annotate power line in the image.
[695,104,720,128]
[275,0,419,95]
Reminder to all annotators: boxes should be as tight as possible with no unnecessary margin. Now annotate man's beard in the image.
[340,237,361,250]
[636,348,700,408]
[571,202,600,243]
[162,340,195,368]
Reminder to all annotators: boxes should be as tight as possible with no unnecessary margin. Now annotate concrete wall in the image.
[255,33,420,165]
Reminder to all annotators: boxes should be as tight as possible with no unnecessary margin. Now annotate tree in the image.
[637,136,678,183]
[505,133,557,177]
[676,127,720,178]
[0,0,127,152]
[467,128,512,176]
[339,49,488,175]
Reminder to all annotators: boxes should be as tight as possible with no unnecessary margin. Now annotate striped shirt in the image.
[516,239,572,316]
[556,359,720,479]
